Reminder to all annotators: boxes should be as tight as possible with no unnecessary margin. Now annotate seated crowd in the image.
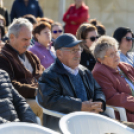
[1,1,134,133]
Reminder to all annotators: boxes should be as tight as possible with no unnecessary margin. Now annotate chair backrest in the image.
[108,105,127,121]
[59,112,134,134]
[36,96,65,118]
[0,122,60,134]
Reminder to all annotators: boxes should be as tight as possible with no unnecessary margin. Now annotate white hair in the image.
[92,35,118,61]
[8,18,33,38]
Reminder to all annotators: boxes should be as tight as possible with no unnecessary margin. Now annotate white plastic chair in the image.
[36,96,123,121]
[107,105,127,121]
[0,122,60,134]
[36,96,65,118]
[36,116,41,125]
[59,112,134,134]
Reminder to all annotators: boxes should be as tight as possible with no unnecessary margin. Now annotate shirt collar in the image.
[62,63,79,76]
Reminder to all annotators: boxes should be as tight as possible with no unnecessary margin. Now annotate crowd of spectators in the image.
[0,0,134,133]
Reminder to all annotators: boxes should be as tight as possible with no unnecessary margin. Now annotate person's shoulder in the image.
[69,4,75,8]
[120,62,133,68]
[32,0,39,4]
[13,0,21,4]
[28,45,37,52]
[127,52,134,57]
[27,50,40,62]
[81,3,89,10]
[39,63,59,81]
[92,62,107,76]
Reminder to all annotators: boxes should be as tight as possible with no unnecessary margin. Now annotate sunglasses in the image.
[52,30,63,34]
[86,36,99,42]
[124,37,134,41]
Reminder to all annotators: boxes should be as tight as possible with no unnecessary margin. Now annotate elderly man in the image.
[37,33,106,131]
[0,18,44,124]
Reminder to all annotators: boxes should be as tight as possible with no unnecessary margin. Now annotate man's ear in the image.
[56,50,63,60]
[9,34,16,43]
[10,34,15,40]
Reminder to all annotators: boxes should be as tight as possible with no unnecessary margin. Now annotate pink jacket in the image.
[92,62,134,122]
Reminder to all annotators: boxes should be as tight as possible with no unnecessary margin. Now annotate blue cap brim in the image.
[64,40,83,48]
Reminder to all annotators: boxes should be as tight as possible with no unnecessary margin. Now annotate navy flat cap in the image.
[54,33,83,50]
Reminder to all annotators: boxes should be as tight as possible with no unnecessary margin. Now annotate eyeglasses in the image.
[124,37,134,41]
[52,30,63,34]
[85,36,99,42]
[104,50,120,58]
[60,48,83,54]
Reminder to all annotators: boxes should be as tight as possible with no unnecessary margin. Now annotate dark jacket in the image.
[80,50,96,71]
[10,0,43,22]
[37,58,106,131]
[0,43,44,98]
[0,69,37,123]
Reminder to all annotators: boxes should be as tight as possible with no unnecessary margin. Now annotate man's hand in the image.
[81,99,103,113]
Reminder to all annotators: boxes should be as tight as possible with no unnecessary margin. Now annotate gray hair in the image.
[92,36,118,61]
[8,18,33,38]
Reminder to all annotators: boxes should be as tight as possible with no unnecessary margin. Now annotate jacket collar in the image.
[95,62,119,74]
[95,62,133,75]
[50,58,87,76]
[3,43,26,60]
[118,62,132,74]
[51,58,72,75]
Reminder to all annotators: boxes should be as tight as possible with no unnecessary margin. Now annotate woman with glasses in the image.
[51,22,63,46]
[28,22,55,69]
[92,35,134,123]
[76,23,98,71]
[113,27,134,67]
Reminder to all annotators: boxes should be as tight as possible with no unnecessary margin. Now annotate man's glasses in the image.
[60,48,83,54]
[52,30,63,34]
[124,37,134,41]
[85,36,99,42]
